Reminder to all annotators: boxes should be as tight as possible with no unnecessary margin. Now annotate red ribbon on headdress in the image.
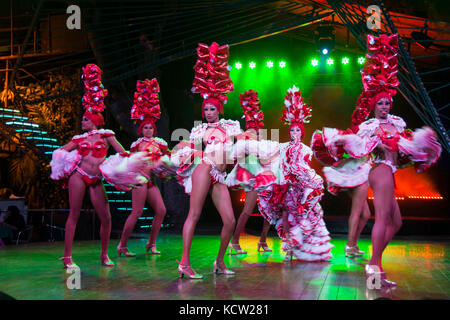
[130,78,161,135]
[192,42,233,117]
[280,86,311,140]
[240,89,264,130]
[350,34,400,129]
[81,64,108,126]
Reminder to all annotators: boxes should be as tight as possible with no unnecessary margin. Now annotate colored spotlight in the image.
[311,59,319,67]
[266,61,273,68]
[235,62,242,69]
[326,58,334,66]
[358,57,366,64]
[279,61,286,68]
[322,48,329,55]
[342,57,349,64]
[249,62,256,69]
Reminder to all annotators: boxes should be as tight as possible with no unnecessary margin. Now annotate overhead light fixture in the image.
[314,25,335,55]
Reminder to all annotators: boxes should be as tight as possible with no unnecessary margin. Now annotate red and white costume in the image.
[171,119,242,194]
[50,64,148,191]
[312,34,441,188]
[257,86,334,261]
[225,89,279,192]
[171,42,241,194]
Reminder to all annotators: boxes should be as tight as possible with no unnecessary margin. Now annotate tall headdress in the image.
[280,85,312,138]
[191,42,233,117]
[350,34,399,132]
[240,89,264,130]
[130,78,161,135]
[81,64,108,127]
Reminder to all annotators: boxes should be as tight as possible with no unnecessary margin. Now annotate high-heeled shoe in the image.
[345,245,364,257]
[365,264,397,288]
[284,250,293,262]
[60,256,78,269]
[213,260,235,275]
[228,243,247,255]
[117,246,136,257]
[257,241,272,252]
[176,260,203,279]
[100,255,115,267]
[146,242,161,255]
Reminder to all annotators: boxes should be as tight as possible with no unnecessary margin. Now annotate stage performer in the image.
[117,78,175,257]
[225,89,276,254]
[257,86,334,262]
[170,42,243,278]
[311,87,375,258]
[50,64,149,268]
[320,34,441,287]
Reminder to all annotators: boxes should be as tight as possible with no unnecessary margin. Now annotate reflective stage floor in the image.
[0,233,449,300]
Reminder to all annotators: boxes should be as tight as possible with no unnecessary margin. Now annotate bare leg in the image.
[179,163,212,269]
[231,191,257,245]
[381,197,402,252]
[89,183,112,258]
[347,182,369,247]
[368,164,395,271]
[282,210,290,243]
[211,183,236,268]
[147,185,167,249]
[119,185,147,248]
[356,200,371,242]
[259,220,271,243]
[64,172,86,257]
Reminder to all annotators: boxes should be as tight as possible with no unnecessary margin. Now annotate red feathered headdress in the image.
[130,78,161,136]
[280,85,311,137]
[191,42,233,118]
[240,89,264,130]
[350,34,399,132]
[81,64,108,127]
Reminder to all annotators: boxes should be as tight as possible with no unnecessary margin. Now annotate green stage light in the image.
[342,57,349,64]
[279,61,286,68]
[235,62,242,69]
[326,58,334,66]
[266,61,273,68]
[358,57,365,64]
[311,58,319,67]
[249,62,256,69]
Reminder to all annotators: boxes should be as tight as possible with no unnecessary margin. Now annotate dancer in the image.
[171,42,241,279]
[258,86,334,262]
[50,64,148,268]
[226,89,275,254]
[117,78,173,257]
[311,98,373,258]
[322,34,441,286]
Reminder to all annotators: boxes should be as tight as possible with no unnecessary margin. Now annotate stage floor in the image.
[0,233,449,300]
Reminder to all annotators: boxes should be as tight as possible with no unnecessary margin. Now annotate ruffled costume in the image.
[312,34,441,189]
[171,42,239,194]
[257,86,334,261]
[225,89,280,192]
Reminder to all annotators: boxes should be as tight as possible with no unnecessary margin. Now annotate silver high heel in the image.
[365,265,397,288]
[213,260,235,275]
[345,245,364,257]
[257,242,272,252]
[228,243,247,255]
[59,256,78,269]
[176,260,203,279]
[284,250,293,262]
